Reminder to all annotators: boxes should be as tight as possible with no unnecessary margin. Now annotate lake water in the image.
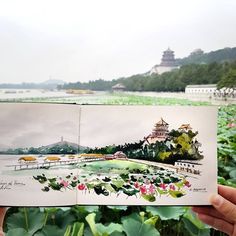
[0,89,72,99]
[0,89,234,105]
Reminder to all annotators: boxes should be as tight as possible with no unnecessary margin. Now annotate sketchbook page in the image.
[76,105,217,206]
[0,103,80,206]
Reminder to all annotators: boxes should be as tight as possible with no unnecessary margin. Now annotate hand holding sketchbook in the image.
[192,185,236,236]
[0,103,217,206]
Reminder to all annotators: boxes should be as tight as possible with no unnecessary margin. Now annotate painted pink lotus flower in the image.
[184,181,191,188]
[159,183,167,190]
[148,184,156,194]
[134,182,139,189]
[60,180,69,188]
[140,185,147,194]
[78,183,86,190]
[169,184,176,191]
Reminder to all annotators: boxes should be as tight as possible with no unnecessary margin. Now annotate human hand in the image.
[192,185,236,236]
[0,208,6,236]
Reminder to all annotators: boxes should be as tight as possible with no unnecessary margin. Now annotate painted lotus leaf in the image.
[141,194,156,202]
[169,190,185,198]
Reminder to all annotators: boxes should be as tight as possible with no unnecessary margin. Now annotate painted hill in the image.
[42,140,79,149]
[38,139,88,154]
[1,139,88,155]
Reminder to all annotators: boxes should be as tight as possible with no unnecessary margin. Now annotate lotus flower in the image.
[78,183,86,190]
[169,184,176,191]
[140,185,147,194]
[134,182,139,188]
[227,123,236,128]
[148,184,156,194]
[159,183,167,190]
[184,181,191,188]
[60,180,69,188]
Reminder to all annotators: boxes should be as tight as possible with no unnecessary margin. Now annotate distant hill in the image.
[176,47,236,65]
[42,79,65,85]
[0,79,65,89]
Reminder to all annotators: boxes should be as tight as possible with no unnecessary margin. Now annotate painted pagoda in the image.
[145,118,169,144]
[178,124,192,132]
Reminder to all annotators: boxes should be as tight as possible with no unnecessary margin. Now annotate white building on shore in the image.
[185,84,236,99]
[185,84,217,94]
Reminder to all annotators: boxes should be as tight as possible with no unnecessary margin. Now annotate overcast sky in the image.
[0,0,236,84]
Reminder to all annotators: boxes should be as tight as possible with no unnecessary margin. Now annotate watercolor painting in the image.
[0,103,217,206]
[0,103,79,206]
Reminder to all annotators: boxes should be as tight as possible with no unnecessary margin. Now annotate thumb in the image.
[0,230,4,236]
[0,208,7,236]
[0,208,6,226]
[210,194,236,222]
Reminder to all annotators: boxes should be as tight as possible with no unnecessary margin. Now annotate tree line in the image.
[59,61,236,92]
[177,47,236,65]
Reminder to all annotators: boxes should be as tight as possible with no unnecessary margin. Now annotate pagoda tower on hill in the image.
[150,48,179,75]
[160,48,177,67]
[144,118,169,144]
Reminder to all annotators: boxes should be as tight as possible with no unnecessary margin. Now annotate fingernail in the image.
[210,194,223,207]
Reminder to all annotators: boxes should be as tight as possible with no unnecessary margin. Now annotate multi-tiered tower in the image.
[150,48,179,75]
[145,118,169,144]
[160,48,177,67]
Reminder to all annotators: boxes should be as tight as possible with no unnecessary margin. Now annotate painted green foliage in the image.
[88,128,203,164]
[34,168,191,202]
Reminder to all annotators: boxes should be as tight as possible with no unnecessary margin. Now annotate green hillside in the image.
[177,47,236,65]
[59,47,236,92]
[60,60,236,92]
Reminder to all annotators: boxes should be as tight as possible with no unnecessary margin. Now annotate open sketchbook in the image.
[0,103,217,206]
